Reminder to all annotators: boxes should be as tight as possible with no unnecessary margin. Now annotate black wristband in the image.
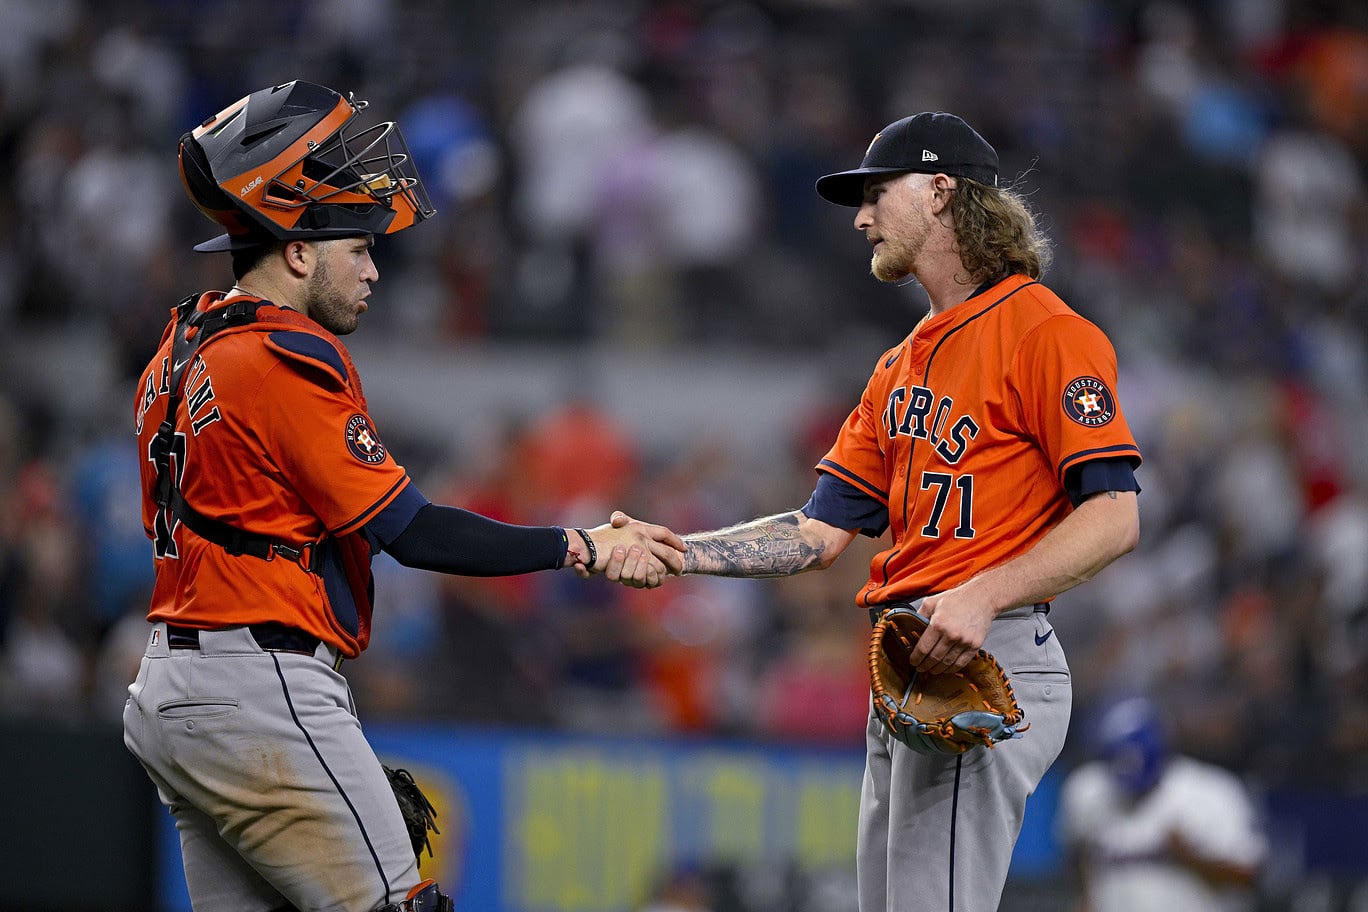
[573,527,597,569]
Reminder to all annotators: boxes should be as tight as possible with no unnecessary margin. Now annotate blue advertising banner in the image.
[155,725,1062,911]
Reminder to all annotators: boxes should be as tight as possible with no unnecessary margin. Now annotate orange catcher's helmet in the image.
[179,80,435,251]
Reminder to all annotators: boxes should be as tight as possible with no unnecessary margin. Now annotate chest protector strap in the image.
[151,295,324,572]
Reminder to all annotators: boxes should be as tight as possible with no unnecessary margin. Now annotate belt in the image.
[868,601,1050,628]
[166,622,321,655]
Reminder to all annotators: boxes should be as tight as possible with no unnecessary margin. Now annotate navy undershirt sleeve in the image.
[362,481,429,546]
[802,473,890,537]
[1064,457,1141,507]
[369,488,568,575]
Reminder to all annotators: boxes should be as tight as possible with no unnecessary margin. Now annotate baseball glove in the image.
[384,765,440,864]
[868,606,1029,754]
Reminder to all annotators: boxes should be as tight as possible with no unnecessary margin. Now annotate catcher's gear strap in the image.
[150,295,327,574]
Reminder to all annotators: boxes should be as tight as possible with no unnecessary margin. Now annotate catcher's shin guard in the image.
[376,880,454,912]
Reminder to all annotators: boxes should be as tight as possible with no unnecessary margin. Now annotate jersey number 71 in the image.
[919,471,975,539]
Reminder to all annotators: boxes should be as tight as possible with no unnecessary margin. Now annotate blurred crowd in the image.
[0,0,1365,798]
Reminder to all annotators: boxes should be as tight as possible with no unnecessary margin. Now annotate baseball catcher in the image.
[869,605,1028,753]
[123,78,684,912]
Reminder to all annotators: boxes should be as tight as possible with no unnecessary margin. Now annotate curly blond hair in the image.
[949,179,1052,285]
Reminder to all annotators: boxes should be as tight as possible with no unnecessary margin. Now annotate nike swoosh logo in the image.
[1035,629,1054,646]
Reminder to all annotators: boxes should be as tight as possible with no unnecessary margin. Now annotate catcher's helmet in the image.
[179,80,435,252]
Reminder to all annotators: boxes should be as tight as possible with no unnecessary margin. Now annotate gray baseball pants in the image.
[857,604,1072,912]
[124,622,420,911]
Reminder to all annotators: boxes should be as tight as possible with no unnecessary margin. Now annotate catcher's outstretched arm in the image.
[681,510,858,578]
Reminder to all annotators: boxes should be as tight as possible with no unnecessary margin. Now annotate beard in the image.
[302,259,361,335]
[868,209,929,284]
[870,241,913,283]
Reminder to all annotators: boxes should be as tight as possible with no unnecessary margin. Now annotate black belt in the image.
[868,601,1050,627]
[166,622,321,655]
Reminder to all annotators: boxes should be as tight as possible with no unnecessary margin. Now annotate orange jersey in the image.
[133,292,413,655]
[818,275,1141,607]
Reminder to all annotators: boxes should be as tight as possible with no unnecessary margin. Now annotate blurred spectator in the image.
[89,608,152,722]
[507,59,652,335]
[68,430,154,642]
[0,461,86,718]
[751,539,874,746]
[1253,123,1364,297]
[592,100,762,345]
[57,94,176,318]
[522,398,641,511]
[388,90,506,341]
[346,551,445,720]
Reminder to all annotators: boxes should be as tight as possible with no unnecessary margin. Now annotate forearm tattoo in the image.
[683,511,826,578]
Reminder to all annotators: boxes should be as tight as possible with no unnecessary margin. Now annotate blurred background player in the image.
[1057,696,1268,912]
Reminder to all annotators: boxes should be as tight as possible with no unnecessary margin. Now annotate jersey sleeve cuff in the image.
[332,475,419,537]
[804,472,890,537]
[816,458,889,504]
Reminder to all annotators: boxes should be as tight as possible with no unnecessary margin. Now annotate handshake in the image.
[567,511,686,589]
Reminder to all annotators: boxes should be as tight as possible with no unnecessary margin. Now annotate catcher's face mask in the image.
[180,80,435,252]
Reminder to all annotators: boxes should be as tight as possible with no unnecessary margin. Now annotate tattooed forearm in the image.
[683,511,827,578]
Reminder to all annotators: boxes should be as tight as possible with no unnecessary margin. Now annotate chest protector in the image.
[150,293,376,654]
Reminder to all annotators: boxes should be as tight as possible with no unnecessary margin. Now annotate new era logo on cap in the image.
[814,111,1000,206]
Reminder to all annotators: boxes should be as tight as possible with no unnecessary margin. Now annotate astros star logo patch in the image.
[345,414,387,464]
[1062,376,1116,427]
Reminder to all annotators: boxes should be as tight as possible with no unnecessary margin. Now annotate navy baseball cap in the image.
[815,112,999,207]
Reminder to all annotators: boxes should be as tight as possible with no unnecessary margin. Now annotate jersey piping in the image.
[333,475,411,536]
[816,458,890,502]
[1056,443,1143,482]
[880,281,1039,601]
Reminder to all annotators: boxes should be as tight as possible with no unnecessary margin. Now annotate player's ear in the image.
[930,174,957,214]
[282,240,313,278]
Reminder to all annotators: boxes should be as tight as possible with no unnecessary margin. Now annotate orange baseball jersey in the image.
[133,292,413,655]
[817,274,1141,608]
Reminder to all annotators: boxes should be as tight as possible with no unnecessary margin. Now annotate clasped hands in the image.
[568,511,684,589]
